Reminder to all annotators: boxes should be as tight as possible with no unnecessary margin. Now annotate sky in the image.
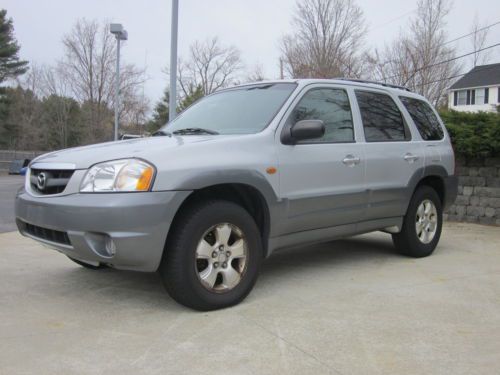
[3,0,500,108]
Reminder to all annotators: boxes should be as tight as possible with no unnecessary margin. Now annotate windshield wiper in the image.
[172,127,219,135]
[152,129,172,137]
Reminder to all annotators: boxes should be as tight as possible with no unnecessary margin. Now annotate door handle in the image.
[342,155,360,166]
[404,153,419,163]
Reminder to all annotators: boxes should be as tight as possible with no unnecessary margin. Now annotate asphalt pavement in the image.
[0,174,23,233]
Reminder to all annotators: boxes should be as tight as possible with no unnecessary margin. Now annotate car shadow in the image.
[47,233,399,311]
[257,234,400,283]
[265,234,398,267]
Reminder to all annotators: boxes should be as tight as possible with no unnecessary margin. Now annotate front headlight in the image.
[80,159,155,192]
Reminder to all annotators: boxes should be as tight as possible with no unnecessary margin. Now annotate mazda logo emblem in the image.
[37,172,47,191]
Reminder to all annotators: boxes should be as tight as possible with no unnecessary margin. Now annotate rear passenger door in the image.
[354,89,424,220]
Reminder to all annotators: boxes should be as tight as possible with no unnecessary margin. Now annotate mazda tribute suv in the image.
[15,79,458,310]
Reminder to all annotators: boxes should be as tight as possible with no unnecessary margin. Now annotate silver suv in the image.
[15,79,458,310]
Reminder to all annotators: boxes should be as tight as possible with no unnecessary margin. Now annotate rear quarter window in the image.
[399,97,444,141]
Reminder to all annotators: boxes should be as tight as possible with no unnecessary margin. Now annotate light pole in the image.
[110,23,128,141]
[169,0,179,122]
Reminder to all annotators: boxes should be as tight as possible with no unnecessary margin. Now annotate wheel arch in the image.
[415,175,445,205]
[163,171,280,259]
[405,165,449,213]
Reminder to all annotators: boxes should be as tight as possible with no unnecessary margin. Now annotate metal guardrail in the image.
[0,150,44,172]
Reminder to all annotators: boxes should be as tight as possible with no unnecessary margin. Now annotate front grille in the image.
[24,223,71,246]
[30,169,74,195]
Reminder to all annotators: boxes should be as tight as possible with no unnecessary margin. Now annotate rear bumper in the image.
[443,175,458,211]
[15,189,191,271]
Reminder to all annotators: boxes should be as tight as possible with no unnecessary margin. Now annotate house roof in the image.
[450,63,500,90]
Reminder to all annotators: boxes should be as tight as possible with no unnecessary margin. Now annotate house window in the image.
[453,89,491,106]
[475,89,485,104]
[457,90,467,105]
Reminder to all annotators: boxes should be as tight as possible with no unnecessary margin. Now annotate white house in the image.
[448,63,500,113]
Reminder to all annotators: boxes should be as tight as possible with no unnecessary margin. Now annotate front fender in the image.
[163,169,286,240]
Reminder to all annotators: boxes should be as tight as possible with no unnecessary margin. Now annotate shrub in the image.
[439,110,500,159]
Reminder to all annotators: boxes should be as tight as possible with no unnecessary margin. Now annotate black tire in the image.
[67,256,106,270]
[392,185,443,258]
[160,200,263,311]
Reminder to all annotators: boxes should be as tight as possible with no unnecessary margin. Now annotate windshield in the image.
[161,83,297,135]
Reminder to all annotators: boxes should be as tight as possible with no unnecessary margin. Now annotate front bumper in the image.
[15,189,191,271]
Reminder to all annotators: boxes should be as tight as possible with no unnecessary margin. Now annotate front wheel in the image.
[392,186,443,258]
[160,200,262,311]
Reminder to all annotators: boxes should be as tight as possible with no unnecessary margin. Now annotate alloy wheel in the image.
[195,223,248,293]
[415,199,438,244]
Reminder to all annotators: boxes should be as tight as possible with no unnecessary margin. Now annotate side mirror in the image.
[282,120,325,144]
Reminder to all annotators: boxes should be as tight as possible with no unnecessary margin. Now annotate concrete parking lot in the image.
[1,219,499,374]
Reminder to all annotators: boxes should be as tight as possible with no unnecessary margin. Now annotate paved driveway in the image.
[1,223,499,375]
[0,175,23,233]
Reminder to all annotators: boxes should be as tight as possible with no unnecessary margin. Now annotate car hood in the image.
[32,135,223,169]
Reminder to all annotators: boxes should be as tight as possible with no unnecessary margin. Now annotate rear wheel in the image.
[392,185,442,258]
[160,200,262,311]
[67,256,106,270]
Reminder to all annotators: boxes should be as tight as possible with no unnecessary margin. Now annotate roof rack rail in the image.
[334,78,412,92]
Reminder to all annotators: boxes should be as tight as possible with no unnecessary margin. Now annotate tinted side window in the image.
[399,96,444,141]
[289,88,354,143]
[355,91,406,142]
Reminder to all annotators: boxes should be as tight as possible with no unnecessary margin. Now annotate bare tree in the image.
[60,19,112,140]
[245,64,266,82]
[369,0,460,107]
[177,37,242,97]
[120,90,150,134]
[13,65,44,149]
[60,19,146,141]
[280,0,367,79]
[39,65,72,148]
[470,15,491,67]
[15,62,43,97]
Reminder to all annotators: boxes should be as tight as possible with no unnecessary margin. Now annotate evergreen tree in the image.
[147,89,169,133]
[178,84,204,112]
[0,9,28,145]
[0,86,41,149]
[147,84,205,133]
[0,9,28,84]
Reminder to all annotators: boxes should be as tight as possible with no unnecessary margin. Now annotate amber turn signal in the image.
[136,167,154,191]
[266,167,277,175]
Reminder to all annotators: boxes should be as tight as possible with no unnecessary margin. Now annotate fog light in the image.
[84,232,116,258]
[105,236,117,256]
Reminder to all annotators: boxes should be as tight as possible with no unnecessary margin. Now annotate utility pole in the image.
[169,0,179,122]
[110,24,128,140]
[114,38,121,140]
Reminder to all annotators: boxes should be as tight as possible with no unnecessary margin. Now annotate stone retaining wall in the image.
[445,158,500,225]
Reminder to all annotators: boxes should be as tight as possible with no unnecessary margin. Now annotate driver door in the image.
[276,85,366,235]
